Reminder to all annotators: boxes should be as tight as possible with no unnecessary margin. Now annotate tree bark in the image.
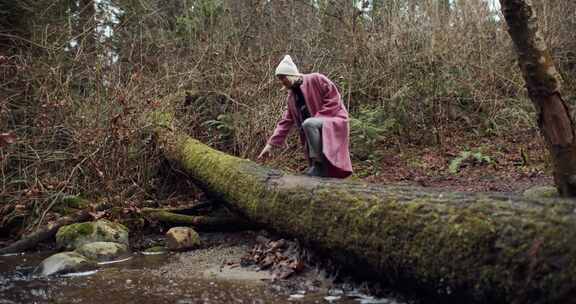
[78,0,96,55]
[151,113,576,303]
[439,0,451,26]
[499,0,576,197]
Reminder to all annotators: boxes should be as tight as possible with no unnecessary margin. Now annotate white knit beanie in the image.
[275,55,301,76]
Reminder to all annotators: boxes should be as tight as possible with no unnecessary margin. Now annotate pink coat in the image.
[267,73,353,178]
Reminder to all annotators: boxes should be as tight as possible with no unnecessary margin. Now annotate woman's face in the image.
[277,75,292,89]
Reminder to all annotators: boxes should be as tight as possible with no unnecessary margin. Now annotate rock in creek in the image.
[56,220,129,250]
[166,227,200,251]
[75,242,129,261]
[35,251,98,277]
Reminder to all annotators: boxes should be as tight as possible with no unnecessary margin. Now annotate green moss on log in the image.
[152,111,576,303]
[523,186,558,199]
[142,209,252,230]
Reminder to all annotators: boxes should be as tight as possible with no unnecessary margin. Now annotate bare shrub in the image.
[1,0,573,232]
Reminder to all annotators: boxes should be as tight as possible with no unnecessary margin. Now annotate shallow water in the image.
[0,238,405,304]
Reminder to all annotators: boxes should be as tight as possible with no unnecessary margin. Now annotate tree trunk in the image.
[439,0,451,26]
[151,113,576,303]
[499,0,576,197]
[78,0,96,55]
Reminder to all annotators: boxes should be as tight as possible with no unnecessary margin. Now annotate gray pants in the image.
[302,117,324,161]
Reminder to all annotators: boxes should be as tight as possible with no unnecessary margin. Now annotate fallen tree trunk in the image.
[152,113,576,304]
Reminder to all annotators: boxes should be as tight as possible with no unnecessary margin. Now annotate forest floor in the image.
[272,128,553,195]
[360,129,553,194]
[0,128,555,303]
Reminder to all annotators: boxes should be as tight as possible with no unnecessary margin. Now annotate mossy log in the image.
[141,208,256,231]
[152,113,576,304]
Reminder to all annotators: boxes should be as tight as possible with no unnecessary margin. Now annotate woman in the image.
[258,55,352,178]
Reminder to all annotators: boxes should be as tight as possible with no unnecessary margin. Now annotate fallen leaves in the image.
[364,130,552,193]
[240,236,306,280]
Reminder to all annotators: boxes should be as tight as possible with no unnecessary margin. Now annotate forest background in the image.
[1,0,575,237]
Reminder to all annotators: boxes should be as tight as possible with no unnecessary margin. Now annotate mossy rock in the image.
[523,186,559,199]
[56,220,129,250]
[166,227,201,251]
[75,242,129,261]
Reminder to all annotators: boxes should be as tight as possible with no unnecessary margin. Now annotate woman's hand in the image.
[258,144,273,160]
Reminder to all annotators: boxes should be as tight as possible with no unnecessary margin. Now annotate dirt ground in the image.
[362,131,553,194]
[273,129,553,194]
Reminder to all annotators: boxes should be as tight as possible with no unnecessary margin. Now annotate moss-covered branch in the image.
[151,112,576,303]
[141,208,255,231]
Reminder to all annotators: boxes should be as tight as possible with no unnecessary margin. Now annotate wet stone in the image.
[35,251,98,277]
[166,227,201,251]
[75,242,129,261]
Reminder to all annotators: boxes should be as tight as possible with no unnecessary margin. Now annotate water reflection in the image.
[61,270,99,277]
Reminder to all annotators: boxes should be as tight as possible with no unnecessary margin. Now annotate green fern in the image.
[202,114,234,145]
[449,150,493,174]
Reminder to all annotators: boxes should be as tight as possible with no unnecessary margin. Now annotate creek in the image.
[0,232,406,304]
